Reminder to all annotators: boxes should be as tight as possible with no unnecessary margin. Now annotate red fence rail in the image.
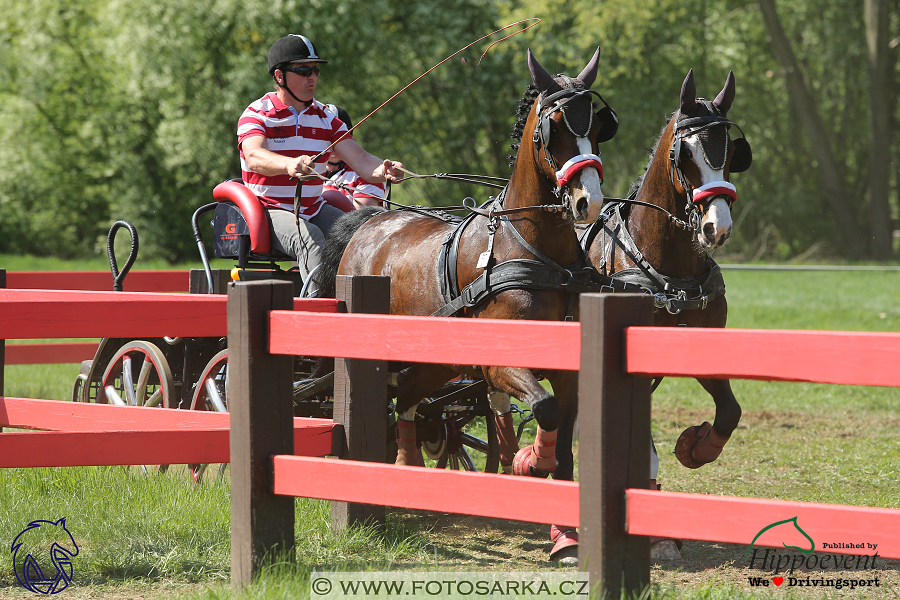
[0,284,340,468]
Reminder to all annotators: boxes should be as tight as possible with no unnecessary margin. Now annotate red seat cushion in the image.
[212,181,271,254]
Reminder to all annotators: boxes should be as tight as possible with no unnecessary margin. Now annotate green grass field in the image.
[0,261,898,599]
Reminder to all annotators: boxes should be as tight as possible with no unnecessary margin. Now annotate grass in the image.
[1,263,899,598]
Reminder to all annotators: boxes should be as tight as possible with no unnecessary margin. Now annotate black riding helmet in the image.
[268,35,328,107]
[268,34,328,74]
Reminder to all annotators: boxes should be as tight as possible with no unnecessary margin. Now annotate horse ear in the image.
[528,48,556,93]
[713,70,736,116]
[576,47,601,89]
[680,68,696,115]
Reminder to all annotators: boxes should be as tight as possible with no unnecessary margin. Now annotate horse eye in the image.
[683,148,693,159]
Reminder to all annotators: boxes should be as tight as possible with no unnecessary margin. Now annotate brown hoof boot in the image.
[495,411,518,474]
[549,525,579,565]
[395,419,419,466]
[511,427,557,477]
[675,421,729,468]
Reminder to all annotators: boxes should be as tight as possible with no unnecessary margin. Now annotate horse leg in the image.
[482,366,561,477]
[489,391,519,474]
[674,377,742,468]
[393,363,459,466]
[543,370,580,564]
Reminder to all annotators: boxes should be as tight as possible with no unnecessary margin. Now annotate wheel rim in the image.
[190,349,229,485]
[101,342,174,409]
[100,341,175,475]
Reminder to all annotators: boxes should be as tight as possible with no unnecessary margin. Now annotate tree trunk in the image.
[758,0,866,258]
[865,0,895,258]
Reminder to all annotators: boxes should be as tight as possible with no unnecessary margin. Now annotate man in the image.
[237,34,402,289]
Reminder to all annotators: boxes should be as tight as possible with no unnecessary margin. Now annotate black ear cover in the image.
[730,137,752,172]
[595,106,618,143]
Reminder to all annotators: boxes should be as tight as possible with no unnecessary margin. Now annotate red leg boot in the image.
[512,427,556,478]
[549,525,579,565]
[395,419,419,466]
[495,411,519,474]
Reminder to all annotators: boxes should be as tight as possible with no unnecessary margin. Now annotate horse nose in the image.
[703,222,732,247]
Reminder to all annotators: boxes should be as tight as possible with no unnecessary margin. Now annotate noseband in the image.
[668,101,747,232]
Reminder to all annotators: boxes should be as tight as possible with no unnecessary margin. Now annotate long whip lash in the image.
[311,18,541,162]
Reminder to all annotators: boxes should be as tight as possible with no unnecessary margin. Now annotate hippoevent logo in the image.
[10,518,79,595]
[745,516,881,591]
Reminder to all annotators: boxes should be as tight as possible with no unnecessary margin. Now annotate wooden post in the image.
[228,280,295,588]
[578,293,653,597]
[331,275,390,530]
[190,268,232,295]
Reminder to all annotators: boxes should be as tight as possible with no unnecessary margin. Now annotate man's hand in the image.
[287,155,315,177]
[375,159,404,183]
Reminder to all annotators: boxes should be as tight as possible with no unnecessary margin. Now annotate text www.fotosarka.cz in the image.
[310,572,590,599]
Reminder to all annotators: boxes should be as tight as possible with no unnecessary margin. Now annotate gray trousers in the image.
[267,204,345,293]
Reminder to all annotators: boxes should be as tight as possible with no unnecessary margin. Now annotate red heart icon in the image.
[773,577,784,586]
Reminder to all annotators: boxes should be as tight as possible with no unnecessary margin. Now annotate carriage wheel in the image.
[189,350,229,484]
[101,341,175,475]
[418,395,500,473]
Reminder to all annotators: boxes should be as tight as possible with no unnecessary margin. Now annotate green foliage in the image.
[0,0,897,262]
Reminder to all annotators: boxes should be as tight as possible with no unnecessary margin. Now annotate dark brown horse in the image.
[582,68,752,558]
[319,48,617,557]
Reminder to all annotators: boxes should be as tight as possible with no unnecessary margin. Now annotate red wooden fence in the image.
[234,280,900,596]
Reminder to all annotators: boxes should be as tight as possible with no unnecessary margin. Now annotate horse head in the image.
[668,69,752,249]
[522,48,618,223]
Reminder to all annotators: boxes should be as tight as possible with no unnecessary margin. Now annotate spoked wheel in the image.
[189,349,228,484]
[101,341,175,475]
[417,380,500,473]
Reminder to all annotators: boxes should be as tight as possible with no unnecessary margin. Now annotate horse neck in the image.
[502,135,581,265]
[628,123,708,278]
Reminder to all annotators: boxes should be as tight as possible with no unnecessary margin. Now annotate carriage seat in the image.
[211,180,306,294]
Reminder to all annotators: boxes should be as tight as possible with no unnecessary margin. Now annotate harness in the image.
[432,194,603,318]
[579,202,726,314]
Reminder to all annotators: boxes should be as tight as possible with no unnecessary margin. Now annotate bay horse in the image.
[318,48,618,559]
[581,68,752,559]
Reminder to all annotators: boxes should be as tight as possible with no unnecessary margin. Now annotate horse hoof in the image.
[549,527,578,565]
[651,539,682,561]
[512,446,553,478]
[674,422,712,469]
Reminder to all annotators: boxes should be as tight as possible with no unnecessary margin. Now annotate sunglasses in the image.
[284,65,320,77]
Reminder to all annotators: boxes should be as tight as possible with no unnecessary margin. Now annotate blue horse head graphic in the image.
[11,518,79,595]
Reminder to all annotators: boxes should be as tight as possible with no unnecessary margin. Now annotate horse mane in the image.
[312,206,387,299]
[626,114,673,198]
[508,83,539,166]
[507,76,590,167]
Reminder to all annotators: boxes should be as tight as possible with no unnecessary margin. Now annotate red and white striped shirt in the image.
[323,167,386,206]
[237,94,351,219]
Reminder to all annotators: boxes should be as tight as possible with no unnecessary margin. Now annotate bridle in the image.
[668,102,748,233]
[531,76,616,206]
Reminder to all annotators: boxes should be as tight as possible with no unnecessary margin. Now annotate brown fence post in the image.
[331,275,390,531]
[228,279,295,588]
[578,292,654,597]
[190,268,232,294]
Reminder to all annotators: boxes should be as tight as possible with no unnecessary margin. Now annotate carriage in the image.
[70,180,519,480]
